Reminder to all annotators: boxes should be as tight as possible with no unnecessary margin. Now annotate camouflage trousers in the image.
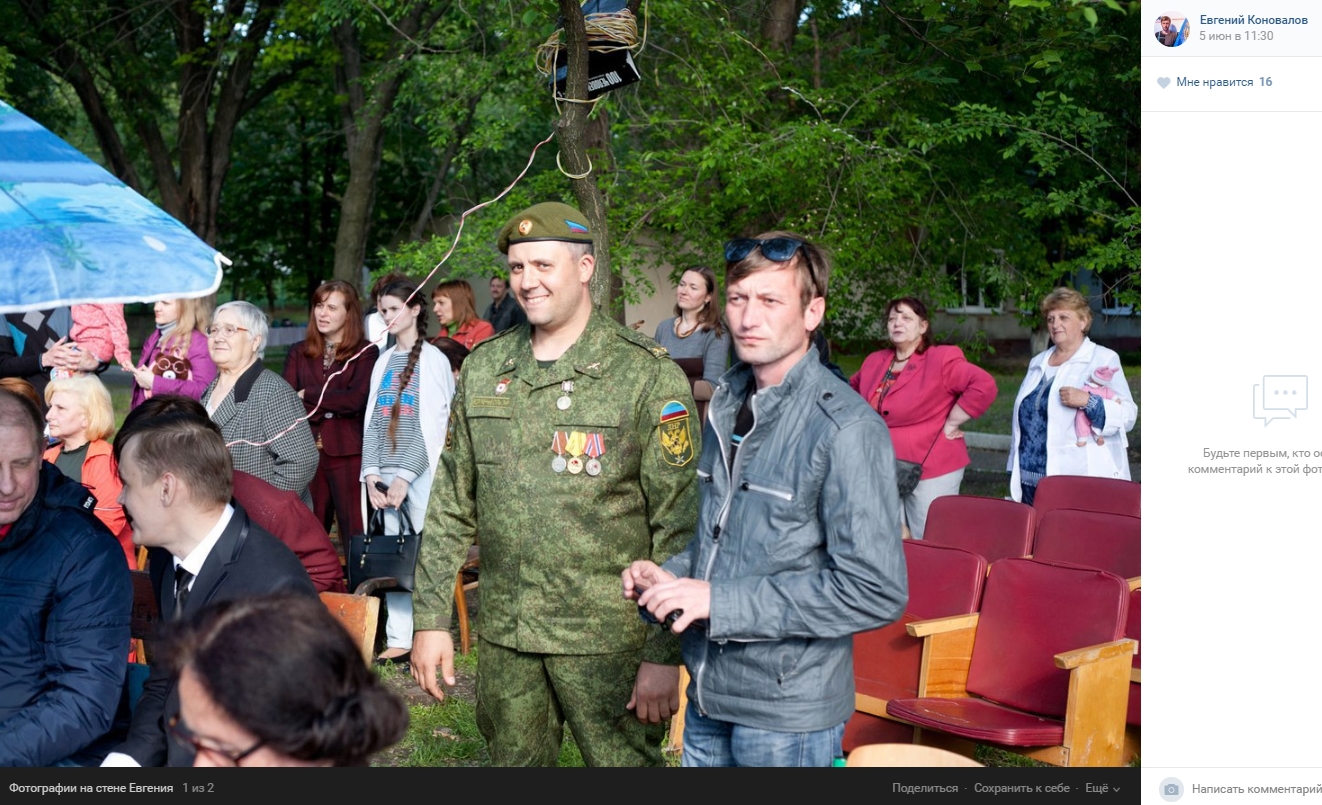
[476,637,666,767]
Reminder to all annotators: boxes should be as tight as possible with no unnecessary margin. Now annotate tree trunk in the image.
[556,0,614,314]
[330,4,442,287]
[762,0,801,52]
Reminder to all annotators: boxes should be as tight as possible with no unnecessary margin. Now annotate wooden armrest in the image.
[353,576,401,596]
[906,613,979,638]
[1054,638,1138,669]
[1128,575,1141,592]
[1131,667,1141,684]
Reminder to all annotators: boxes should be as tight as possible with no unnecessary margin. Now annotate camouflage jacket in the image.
[414,311,699,660]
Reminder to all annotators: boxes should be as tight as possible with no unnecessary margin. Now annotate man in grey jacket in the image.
[624,231,907,766]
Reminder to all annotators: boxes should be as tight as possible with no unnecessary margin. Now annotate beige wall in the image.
[624,261,678,339]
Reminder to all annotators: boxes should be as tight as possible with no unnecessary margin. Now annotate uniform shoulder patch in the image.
[657,400,694,466]
[616,324,670,358]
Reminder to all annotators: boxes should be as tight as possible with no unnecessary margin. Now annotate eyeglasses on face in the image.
[205,324,250,339]
[167,714,265,766]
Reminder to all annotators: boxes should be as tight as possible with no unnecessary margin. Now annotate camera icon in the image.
[1160,778,1184,802]
[1165,784,1180,795]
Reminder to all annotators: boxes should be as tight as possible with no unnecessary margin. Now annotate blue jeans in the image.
[681,702,845,767]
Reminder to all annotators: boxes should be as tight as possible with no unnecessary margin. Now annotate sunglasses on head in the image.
[723,237,805,264]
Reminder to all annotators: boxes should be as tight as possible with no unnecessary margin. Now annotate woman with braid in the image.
[361,280,454,664]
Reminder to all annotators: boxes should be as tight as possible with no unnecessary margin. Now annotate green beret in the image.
[497,201,593,254]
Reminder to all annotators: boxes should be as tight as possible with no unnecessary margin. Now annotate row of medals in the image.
[495,377,603,476]
[555,380,600,476]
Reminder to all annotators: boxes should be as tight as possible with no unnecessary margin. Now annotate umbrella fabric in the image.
[0,100,227,315]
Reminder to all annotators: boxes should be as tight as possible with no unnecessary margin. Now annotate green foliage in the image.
[0,46,11,97]
[5,0,1140,340]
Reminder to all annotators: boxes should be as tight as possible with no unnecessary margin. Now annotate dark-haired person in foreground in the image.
[0,387,131,766]
[163,593,408,766]
[102,412,316,767]
[624,232,906,767]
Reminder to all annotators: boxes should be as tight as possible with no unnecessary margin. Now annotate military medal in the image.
[566,431,587,474]
[551,431,568,473]
[584,432,604,476]
[495,378,509,395]
[557,380,574,410]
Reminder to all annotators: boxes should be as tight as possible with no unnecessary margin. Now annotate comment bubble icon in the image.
[1262,375,1308,417]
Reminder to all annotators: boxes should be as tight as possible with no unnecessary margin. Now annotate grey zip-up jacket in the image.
[662,347,908,731]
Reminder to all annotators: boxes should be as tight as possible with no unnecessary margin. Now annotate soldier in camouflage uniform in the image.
[410,201,700,766]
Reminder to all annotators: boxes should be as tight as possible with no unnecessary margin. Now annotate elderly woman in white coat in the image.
[361,280,453,664]
[1008,287,1138,505]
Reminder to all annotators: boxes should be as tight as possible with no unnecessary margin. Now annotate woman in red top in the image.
[431,280,495,350]
[42,374,135,567]
[848,298,998,539]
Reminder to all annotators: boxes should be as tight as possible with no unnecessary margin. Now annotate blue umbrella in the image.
[0,99,228,315]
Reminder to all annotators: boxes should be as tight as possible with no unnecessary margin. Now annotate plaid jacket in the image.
[203,361,319,507]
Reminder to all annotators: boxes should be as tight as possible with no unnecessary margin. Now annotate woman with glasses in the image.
[848,298,997,540]
[362,280,454,664]
[165,594,408,767]
[201,301,319,506]
[127,296,217,410]
[282,281,378,543]
[654,265,729,421]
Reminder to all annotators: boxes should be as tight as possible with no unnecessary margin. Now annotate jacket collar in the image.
[209,360,264,427]
[0,462,97,553]
[885,346,929,395]
[716,344,824,421]
[231,359,265,405]
[45,438,113,462]
[499,310,611,390]
[1034,337,1097,369]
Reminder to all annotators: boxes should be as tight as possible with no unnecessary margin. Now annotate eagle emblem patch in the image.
[658,401,694,467]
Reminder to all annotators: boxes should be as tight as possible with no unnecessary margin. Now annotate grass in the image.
[376,646,592,767]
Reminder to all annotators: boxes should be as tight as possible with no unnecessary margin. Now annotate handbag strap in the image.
[876,355,942,466]
[368,496,416,537]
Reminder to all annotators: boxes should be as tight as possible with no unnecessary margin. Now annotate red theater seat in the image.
[844,542,988,753]
[1032,509,1141,581]
[1031,475,1141,519]
[924,495,1036,564]
[886,558,1135,767]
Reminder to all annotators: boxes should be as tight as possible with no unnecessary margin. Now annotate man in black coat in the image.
[100,411,316,767]
[0,388,131,766]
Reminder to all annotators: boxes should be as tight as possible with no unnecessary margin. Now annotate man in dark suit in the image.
[100,412,317,767]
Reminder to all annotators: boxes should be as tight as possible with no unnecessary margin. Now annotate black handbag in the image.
[895,459,924,498]
[348,503,422,593]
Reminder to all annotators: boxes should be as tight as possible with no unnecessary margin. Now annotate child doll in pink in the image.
[55,303,133,379]
[1075,365,1123,447]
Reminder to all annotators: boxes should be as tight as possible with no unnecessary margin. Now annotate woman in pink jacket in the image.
[127,296,217,410]
[849,297,997,539]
